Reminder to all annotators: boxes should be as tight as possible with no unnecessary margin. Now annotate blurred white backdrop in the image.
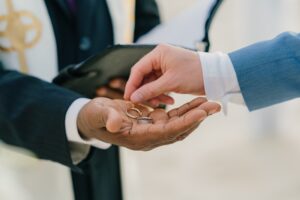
[1,1,300,200]
[122,1,300,200]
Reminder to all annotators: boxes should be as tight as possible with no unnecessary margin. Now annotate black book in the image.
[53,45,155,97]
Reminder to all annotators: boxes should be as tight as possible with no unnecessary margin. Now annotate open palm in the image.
[78,97,220,151]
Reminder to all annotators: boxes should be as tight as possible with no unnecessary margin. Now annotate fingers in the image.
[95,111,202,151]
[125,44,205,103]
[148,109,168,123]
[144,122,200,151]
[96,78,126,99]
[156,94,174,105]
[124,47,161,100]
[198,101,221,115]
[131,107,207,145]
[129,75,171,103]
[103,107,124,133]
[109,78,126,91]
[148,98,161,107]
[168,97,207,117]
[164,109,207,138]
[163,101,220,136]
[96,87,123,99]
[87,98,220,151]
[113,99,134,113]
[146,94,174,107]
[163,100,220,138]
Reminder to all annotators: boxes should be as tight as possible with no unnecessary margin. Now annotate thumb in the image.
[130,75,170,103]
[101,107,123,133]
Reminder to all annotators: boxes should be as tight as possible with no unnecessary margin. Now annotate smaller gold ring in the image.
[126,108,142,119]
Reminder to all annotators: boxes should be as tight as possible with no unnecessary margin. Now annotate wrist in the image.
[191,51,205,95]
[66,98,94,141]
[77,104,93,140]
[67,98,112,150]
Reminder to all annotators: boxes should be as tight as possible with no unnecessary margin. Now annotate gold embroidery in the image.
[0,0,42,73]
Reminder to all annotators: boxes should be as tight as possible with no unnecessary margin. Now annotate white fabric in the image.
[0,143,74,200]
[199,52,245,113]
[137,0,217,49]
[0,0,57,81]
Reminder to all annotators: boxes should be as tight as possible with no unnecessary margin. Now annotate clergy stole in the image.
[0,0,58,81]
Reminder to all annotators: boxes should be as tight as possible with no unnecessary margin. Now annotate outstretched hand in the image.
[77,97,220,151]
[124,44,205,107]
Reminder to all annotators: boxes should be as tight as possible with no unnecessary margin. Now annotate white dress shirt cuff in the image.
[199,52,245,113]
[65,98,111,164]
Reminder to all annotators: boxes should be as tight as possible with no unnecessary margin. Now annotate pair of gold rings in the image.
[126,107,153,124]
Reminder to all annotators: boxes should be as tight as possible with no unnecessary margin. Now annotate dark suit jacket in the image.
[0,0,160,200]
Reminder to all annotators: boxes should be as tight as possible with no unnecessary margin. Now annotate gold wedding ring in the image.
[126,107,142,119]
[126,107,153,124]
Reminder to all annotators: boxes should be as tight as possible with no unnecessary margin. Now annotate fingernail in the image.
[208,108,220,115]
[198,115,207,122]
[97,87,107,96]
[150,99,160,107]
[131,92,143,102]
[110,79,121,88]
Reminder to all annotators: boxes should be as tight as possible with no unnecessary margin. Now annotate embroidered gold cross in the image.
[0,0,42,73]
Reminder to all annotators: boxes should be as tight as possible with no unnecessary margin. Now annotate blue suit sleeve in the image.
[229,32,300,111]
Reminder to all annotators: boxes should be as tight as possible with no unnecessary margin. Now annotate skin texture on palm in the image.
[77,97,220,151]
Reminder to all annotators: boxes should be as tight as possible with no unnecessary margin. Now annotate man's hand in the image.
[96,78,126,99]
[124,44,205,107]
[77,97,220,151]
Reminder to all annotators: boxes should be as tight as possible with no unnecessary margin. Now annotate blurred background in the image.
[122,0,300,200]
[1,1,300,200]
